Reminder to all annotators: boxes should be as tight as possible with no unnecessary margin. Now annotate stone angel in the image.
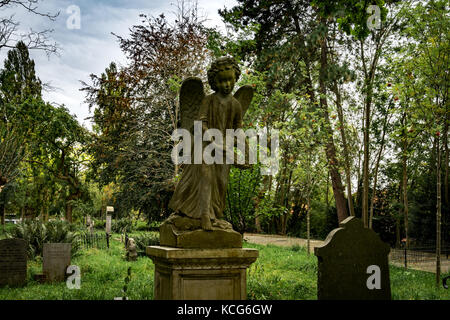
[168,56,254,232]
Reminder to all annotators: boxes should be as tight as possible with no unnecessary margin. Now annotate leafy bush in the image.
[150,221,162,231]
[112,218,135,233]
[6,219,81,259]
[135,221,149,231]
[224,166,261,233]
[131,232,160,256]
[93,219,106,230]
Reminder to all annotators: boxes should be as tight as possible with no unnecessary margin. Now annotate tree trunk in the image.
[307,194,311,255]
[0,202,5,226]
[362,93,371,228]
[254,175,269,233]
[319,28,348,223]
[369,112,389,229]
[65,190,81,223]
[436,135,441,286]
[66,202,73,223]
[396,216,401,248]
[333,83,355,217]
[360,36,383,228]
[326,171,330,209]
[444,111,449,206]
[402,137,409,249]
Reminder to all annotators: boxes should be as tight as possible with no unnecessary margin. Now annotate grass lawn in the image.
[0,232,449,300]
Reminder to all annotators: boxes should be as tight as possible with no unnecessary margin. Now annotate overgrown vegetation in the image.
[0,238,448,300]
[5,220,81,258]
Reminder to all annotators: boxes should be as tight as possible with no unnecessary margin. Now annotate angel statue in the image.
[161,57,254,247]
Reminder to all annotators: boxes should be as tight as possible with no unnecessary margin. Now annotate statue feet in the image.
[159,213,242,248]
[201,214,213,231]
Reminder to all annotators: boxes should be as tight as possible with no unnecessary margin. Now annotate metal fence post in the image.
[404,247,407,269]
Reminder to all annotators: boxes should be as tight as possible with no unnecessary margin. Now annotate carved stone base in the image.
[159,214,242,249]
[147,246,258,300]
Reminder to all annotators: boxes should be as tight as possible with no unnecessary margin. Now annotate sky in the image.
[0,0,237,128]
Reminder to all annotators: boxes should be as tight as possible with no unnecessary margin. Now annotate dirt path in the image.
[243,233,324,250]
[244,233,450,274]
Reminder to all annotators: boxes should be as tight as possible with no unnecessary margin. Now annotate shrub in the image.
[131,232,160,256]
[7,219,81,259]
[93,219,106,230]
[148,221,161,231]
[135,221,149,231]
[112,218,135,233]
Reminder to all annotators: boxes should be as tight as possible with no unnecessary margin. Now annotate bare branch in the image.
[0,0,59,55]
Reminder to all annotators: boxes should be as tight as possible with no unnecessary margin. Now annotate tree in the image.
[0,125,25,193]
[397,0,449,285]
[0,0,58,55]
[82,1,212,221]
[220,0,351,223]
[0,42,90,223]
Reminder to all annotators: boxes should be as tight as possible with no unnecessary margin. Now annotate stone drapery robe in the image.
[168,93,243,220]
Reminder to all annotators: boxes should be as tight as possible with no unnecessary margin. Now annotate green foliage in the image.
[82,7,211,221]
[111,218,135,233]
[0,41,93,223]
[225,165,262,233]
[0,236,448,300]
[0,238,153,299]
[6,219,81,258]
[133,220,160,232]
[129,232,160,256]
[93,218,106,230]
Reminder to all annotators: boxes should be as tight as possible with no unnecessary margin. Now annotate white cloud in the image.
[0,0,237,128]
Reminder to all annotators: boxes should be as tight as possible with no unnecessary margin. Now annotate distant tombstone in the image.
[43,243,71,282]
[314,216,391,300]
[126,238,137,261]
[0,239,27,287]
[106,215,112,234]
[86,216,94,235]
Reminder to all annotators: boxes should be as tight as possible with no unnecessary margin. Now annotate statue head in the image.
[207,56,241,95]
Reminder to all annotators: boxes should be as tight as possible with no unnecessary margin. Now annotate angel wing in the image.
[234,85,254,118]
[179,77,205,132]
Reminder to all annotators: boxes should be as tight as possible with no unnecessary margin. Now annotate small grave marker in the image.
[43,243,71,282]
[106,215,112,234]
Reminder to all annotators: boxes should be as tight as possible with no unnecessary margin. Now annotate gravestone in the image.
[0,239,27,287]
[126,238,137,261]
[43,243,71,282]
[106,215,112,234]
[86,216,94,235]
[314,216,391,300]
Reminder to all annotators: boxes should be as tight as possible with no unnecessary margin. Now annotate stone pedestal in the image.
[147,246,258,300]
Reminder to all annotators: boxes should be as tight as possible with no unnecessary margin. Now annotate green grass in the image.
[0,235,448,300]
[245,243,318,300]
[390,266,450,300]
[0,223,16,239]
[244,242,450,300]
[0,234,154,300]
